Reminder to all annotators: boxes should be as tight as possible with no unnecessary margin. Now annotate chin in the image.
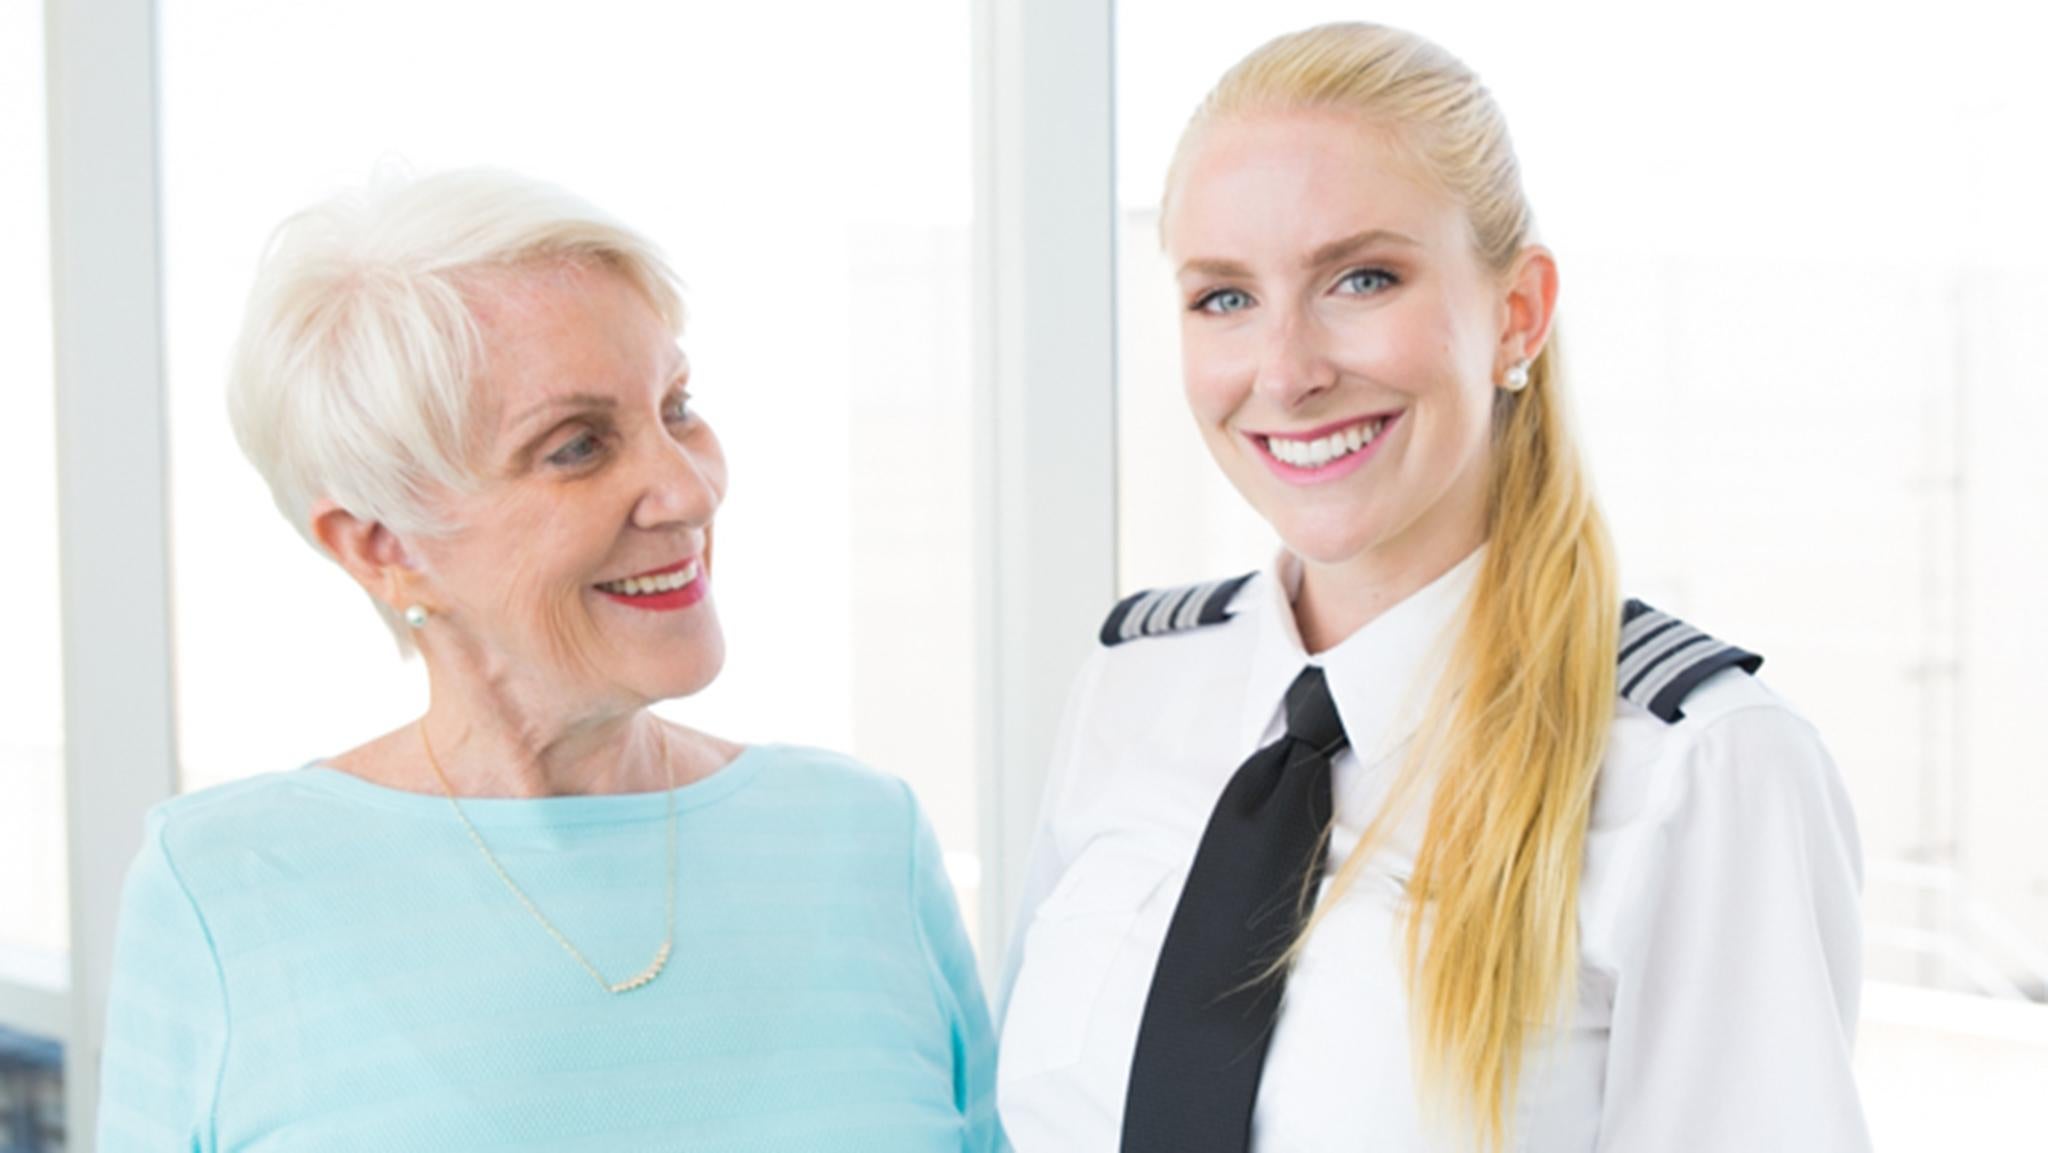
[589,623,722,706]
[648,640,726,703]
[1281,535,1387,571]
[588,589,722,680]
[1261,504,1395,570]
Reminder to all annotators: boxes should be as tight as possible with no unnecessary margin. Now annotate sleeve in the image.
[1596,705,1869,1153]
[905,786,1007,1153]
[94,809,228,1153]
[994,646,1105,1019]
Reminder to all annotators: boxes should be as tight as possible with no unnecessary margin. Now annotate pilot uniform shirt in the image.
[997,548,1869,1152]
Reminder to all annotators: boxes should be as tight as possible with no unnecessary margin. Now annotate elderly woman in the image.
[96,170,998,1151]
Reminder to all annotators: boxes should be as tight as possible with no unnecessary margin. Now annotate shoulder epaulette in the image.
[1100,572,1257,647]
[1618,599,1763,723]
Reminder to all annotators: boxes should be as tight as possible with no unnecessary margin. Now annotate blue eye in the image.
[663,394,693,426]
[1194,288,1253,315]
[547,432,603,467]
[1336,268,1397,295]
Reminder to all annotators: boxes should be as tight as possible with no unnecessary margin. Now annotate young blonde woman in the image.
[997,23,1867,1153]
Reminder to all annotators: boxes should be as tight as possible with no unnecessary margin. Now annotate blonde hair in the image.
[1167,24,1620,1148]
[227,166,684,651]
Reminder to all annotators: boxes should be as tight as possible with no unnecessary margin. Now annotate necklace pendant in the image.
[607,940,673,995]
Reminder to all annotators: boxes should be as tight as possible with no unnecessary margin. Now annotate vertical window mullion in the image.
[971,0,1119,976]
[46,0,179,1144]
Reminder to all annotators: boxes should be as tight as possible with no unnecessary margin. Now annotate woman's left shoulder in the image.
[729,746,951,910]
[738,743,924,821]
[1598,667,1850,831]
[1651,671,1833,774]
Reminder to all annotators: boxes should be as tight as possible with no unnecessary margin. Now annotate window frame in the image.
[970,0,1118,975]
[39,0,182,1144]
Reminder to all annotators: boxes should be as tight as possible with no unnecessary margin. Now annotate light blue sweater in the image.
[96,744,1000,1152]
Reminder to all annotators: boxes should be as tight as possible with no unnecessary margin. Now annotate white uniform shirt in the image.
[997,550,1869,1152]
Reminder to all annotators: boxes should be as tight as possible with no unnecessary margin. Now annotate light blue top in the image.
[97,744,1000,1152]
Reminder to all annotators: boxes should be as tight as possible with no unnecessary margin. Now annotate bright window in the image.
[1116,0,2048,1141]
[0,2,69,1141]
[0,0,68,964]
[159,0,982,928]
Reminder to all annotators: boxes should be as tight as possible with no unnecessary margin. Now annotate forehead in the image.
[463,261,681,425]
[1166,110,1467,260]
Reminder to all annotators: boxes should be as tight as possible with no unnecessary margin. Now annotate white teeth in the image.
[598,560,701,597]
[1266,417,1389,469]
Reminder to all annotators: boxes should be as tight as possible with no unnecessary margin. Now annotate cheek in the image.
[477,495,608,639]
[541,590,607,673]
[423,487,628,681]
[1334,296,1458,391]
[524,547,619,686]
[1180,328,1249,429]
[1432,274,1509,388]
[503,541,596,647]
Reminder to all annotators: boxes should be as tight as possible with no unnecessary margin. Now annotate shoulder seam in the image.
[1642,696,1834,847]
[896,779,964,1049]
[150,811,232,1148]
[1681,694,1822,744]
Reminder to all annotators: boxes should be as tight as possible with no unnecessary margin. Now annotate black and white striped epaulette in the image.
[1619,599,1763,723]
[1099,572,1258,647]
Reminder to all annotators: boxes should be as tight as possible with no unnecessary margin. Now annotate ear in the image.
[309,499,426,612]
[1497,244,1560,375]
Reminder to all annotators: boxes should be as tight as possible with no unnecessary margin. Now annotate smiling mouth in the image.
[594,558,701,598]
[1257,415,1393,469]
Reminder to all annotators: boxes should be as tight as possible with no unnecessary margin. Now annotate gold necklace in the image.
[418,720,676,995]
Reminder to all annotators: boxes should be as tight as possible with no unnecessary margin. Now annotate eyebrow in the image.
[1176,228,1420,280]
[1308,228,1419,267]
[504,351,688,436]
[509,393,618,433]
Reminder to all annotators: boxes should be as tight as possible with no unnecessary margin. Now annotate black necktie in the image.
[1121,666,1349,1153]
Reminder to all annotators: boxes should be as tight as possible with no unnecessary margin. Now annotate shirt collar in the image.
[1238,546,1486,763]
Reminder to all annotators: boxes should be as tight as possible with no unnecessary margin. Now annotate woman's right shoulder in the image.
[1065,570,1268,723]
[138,767,360,873]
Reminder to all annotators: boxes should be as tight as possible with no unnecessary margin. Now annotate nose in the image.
[1251,306,1339,409]
[631,430,724,533]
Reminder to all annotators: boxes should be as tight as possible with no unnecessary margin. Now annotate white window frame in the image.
[41,0,180,1146]
[971,0,1119,976]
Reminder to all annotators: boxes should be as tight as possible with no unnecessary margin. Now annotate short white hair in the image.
[227,166,685,651]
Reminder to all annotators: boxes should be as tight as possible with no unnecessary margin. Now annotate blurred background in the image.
[4,0,2044,1148]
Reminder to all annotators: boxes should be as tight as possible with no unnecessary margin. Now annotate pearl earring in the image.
[403,605,429,630]
[1503,361,1531,392]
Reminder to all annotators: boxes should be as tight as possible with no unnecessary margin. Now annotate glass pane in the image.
[159,2,979,927]
[0,0,68,961]
[1117,0,2048,1135]
[0,1026,64,1153]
